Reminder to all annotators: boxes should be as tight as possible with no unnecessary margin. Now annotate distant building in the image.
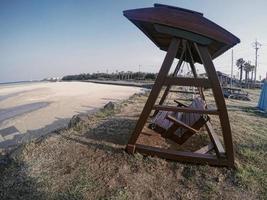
[43,77,62,82]
[199,71,237,87]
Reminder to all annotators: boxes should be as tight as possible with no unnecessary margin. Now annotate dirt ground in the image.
[0,88,266,200]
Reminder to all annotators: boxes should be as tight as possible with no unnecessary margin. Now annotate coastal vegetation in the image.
[62,71,157,81]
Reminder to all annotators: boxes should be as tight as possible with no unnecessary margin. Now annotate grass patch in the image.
[235,165,267,193]
[54,167,99,200]
[100,187,130,200]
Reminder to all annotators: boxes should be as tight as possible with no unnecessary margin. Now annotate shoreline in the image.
[76,79,153,89]
[0,82,142,151]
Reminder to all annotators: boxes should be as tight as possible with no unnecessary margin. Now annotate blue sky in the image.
[0,0,266,82]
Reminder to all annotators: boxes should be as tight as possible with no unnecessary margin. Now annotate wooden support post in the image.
[153,40,187,117]
[194,43,234,167]
[127,38,180,147]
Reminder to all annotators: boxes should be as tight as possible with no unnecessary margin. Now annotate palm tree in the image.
[236,58,245,84]
[243,61,254,88]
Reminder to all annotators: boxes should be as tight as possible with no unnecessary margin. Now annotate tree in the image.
[236,58,245,84]
[243,61,254,88]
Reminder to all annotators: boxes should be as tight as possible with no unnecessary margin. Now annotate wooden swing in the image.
[123,4,240,167]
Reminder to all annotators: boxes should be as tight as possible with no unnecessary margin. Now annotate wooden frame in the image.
[124,4,237,168]
[126,39,235,168]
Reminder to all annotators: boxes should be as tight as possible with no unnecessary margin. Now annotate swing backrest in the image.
[181,97,205,126]
[152,110,181,130]
[152,97,206,131]
[175,97,206,136]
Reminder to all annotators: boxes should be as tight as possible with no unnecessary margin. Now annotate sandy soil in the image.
[0,81,141,148]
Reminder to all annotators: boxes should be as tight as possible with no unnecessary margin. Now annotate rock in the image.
[104,101,115,110]
[68,114,88,128]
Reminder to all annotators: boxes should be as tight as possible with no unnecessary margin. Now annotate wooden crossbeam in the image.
[134,144,229,166]
[164,77,211,88]
[153,105,219,115]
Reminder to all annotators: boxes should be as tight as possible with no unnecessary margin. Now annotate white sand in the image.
[0,82,141,147]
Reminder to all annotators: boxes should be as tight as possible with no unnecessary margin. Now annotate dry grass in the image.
[0,89,266,200]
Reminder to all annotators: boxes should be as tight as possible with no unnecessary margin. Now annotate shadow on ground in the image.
[0,155,47,200]
[0,117,69,151]
[63,114,210,156]
[0,105,100,152]
[84,117,137,145]
[0,154,89,200]
[62,117,137,156]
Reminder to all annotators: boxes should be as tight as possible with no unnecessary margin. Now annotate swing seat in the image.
[150,97,209,144]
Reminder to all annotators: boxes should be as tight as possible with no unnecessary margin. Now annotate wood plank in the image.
[164,77,211,88]
[195,143,214,154]
[205,121,225,156]
[127,38,180,145]
[174,100,188,107]
[135,144,229,166]
[153,105,219,115]
[166,115,197,133]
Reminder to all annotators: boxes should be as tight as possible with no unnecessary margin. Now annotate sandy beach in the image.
[0,81,141,149]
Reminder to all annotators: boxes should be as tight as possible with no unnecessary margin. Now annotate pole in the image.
[255,43,258,83]
[253,40,261,83]
[138,64,141,81]
[230,49,234,88]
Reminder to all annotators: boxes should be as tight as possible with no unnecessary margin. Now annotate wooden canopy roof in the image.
[123,4,240,64]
